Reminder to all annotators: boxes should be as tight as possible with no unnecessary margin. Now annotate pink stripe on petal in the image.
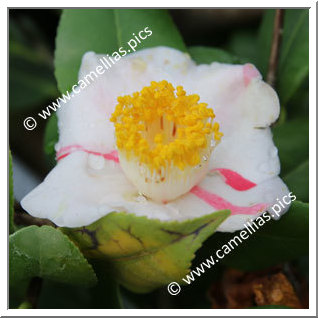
[57,152,72,160]
[190,186,267,216]
[102,150,119,163]
[56,145,84,158]
[211,168,257,191]
[56,145,119,163]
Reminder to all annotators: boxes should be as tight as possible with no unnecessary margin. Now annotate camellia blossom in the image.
[21,47,290,232]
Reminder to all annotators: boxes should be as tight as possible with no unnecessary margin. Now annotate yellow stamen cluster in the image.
[110,80,222,171]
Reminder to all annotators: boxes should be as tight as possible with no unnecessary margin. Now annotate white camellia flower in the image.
[21,47,290,232]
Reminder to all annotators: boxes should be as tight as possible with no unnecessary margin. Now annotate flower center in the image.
[110,80,222,203]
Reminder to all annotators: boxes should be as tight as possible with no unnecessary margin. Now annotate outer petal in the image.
[21,151,202,227]
[21,151,289,231]
[211,126,280,184]
[183,62,280,183]
[22,47,289,232]
[21,152,134,227]
[19,151,198,227]
[189,173,290,232]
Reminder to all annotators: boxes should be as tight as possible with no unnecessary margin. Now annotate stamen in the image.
[110,80,222,202]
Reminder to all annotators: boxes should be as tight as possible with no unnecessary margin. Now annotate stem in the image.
[14,201,56,227]
[266,9,284,87]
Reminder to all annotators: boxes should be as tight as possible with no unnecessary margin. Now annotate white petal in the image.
[182,61,281,184]
[20,152,192,227]
[185,62,279,129]
[21,151,289,231]
[22,152,133,227]
[192,171,290,232]
[21,46,289,232]
[210,126,280,183]
[56,47,195,154]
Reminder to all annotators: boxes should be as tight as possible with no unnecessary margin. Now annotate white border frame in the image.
[3,1,316,316]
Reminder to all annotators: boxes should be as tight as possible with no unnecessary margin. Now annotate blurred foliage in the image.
[227,30,258,64]
[284,161,309,203]
[188,46,242,64]
[9,150,15,234]
[43,114,58,168]
[9,15,59,112]
[273,118,309,176]
[257,10,309,105]
[9,8,309,309]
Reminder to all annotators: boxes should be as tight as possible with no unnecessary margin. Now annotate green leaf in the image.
[188,46,242,64]
[44,114,58,155]
[9,150,15,234]
[55,9,186,93]
[257,9,309,105]
[9,225,97,296]
[44,114,59,168]
[257,9,275,77]
[227,30,257,64]
[10,46,58,111]
[200,201,308,271]
[38,270,122,309]
[277,9,309,105]
[283,160,309,202]
[9,17,58,111]
[286,77,309,120]
[112,9,186,52]
[62,210,230,293]
[272,118,309,176]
